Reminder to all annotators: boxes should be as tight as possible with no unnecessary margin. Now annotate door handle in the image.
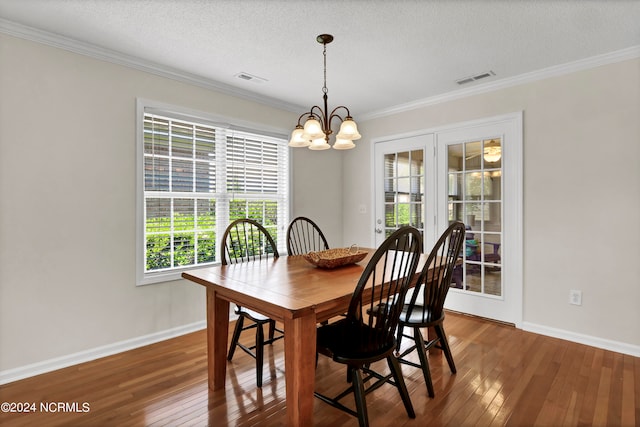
[375,228,383,234]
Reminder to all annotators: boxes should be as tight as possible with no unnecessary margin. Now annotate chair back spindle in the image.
[346,226,423,354]
[286,216,329,255]
[221,218,279,265]
[405,221,466,323]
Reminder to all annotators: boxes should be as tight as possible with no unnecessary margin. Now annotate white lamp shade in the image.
[302,117,324,140]
[308,138,331,150]
[288,127,310,147]
[336,118,361,140]
[333,138,355,150]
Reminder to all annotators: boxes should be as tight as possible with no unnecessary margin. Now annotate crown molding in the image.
[360,45,640,121]
[0,18,304,113]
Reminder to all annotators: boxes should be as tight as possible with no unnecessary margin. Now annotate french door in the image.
[374,113,522,326]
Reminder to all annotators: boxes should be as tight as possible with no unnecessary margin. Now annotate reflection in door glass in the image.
[448,139,502,297]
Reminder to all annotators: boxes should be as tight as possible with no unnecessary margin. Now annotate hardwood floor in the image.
[1,312,638,426]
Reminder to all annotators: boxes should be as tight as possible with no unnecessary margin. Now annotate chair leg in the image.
[414,327,435,398]
[268,319,275,342]
[255,323,265,387]
[227,316,244,360]
[435,324,456,374]
[387,355,416,419]
[396,324,405,353]
[351,367,369,427]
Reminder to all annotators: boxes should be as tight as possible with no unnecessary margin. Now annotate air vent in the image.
[457,77,475,85]
[456,70,495,85]
[235,72,267,84]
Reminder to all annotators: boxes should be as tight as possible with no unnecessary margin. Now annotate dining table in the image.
[182,248,427,426]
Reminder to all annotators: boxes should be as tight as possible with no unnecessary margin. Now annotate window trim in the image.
[136,98,290,285]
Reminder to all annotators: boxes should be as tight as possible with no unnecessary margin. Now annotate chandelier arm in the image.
[307,105,328,131]
[328,106,352,124]
[300,106,330,142]
[296,112,311,126]
[298,105,322,125]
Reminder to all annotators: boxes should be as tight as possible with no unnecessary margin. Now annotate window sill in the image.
[137,263,220,286]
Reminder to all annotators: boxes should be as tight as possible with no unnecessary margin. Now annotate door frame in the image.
[371,112,523,328]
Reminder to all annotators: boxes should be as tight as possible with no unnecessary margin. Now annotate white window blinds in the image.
[139,108,288,285]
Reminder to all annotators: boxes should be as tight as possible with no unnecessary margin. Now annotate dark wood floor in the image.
[1,312,638,426]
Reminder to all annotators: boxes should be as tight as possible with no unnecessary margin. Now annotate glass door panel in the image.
[448,138,503,297]
[376,136,429,248]
[382,150,424,239]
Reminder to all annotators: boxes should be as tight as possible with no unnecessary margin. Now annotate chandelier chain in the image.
[322,43,328,95]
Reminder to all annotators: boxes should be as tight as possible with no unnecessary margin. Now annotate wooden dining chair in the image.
[314,226,422,427]
[286,216,335,326]
[221,218,283,387]
[286,216,329,255]
[395,221,466,397]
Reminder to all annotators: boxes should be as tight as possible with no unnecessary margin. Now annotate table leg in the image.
[283,313,316,427]
[207,287,229,390]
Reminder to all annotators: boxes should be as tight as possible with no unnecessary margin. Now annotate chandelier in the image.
[483,139,502,162]
[288,34,361,150]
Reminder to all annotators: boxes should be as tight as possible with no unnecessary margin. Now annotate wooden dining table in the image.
[182,249,427,426]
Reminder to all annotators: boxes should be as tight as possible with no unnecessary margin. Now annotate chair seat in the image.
[399,305,444,326]
[235,306,272,323]
[317,319,395,364]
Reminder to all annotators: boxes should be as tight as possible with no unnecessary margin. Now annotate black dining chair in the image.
[221,218,283,387]
[287,216,335,325]
[314,226,423,427]
[395,221,466,397]
[286,216,329,255]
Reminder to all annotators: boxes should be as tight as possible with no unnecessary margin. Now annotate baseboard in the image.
[0,321,206,385]
[522,322,640,357]
[3,319,636,385]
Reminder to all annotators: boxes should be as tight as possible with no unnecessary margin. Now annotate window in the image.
[137,102,289,285]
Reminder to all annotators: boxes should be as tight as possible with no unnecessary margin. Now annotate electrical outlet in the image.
[569,290,582,306]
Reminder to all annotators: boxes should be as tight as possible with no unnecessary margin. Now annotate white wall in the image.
[344,58,640,351]
[1,32,638,382]
[0,34,342,377]
[290,148,344,248]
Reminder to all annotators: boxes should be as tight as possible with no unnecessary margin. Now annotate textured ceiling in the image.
[1,0,639,118]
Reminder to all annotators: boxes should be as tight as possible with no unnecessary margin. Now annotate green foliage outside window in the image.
[145,199,278,271]
[146,219,216,271]
[384,203,412,228]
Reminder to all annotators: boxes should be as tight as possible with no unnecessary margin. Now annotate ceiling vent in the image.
[456,70,495,85]
[235,72,267,84]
